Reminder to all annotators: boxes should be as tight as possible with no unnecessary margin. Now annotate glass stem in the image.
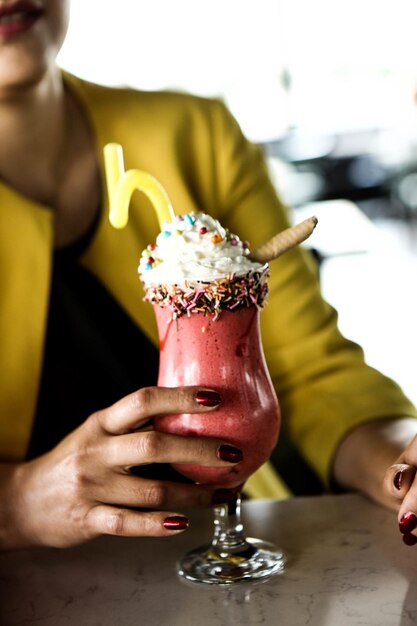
[210,492,250,558]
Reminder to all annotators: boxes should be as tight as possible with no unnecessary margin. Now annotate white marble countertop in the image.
[1,493,416,626]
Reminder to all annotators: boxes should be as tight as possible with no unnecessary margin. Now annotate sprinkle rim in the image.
[142,265,270,320]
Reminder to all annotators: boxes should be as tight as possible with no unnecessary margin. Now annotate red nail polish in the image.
[217,444,243,463]
[195,390,221,407]
[163,516,189,530]
[399,512,417,534]
[394,470,403,490]
[403,533,417,546]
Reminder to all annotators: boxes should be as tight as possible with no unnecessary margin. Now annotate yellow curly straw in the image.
[104,143,175,229]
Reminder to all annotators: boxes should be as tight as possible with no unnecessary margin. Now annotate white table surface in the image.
[1,493,416,626]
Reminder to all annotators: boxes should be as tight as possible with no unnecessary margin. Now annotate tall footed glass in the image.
[153,299,286,585]
[103,145,317,584]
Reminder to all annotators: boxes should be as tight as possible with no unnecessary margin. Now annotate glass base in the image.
[177,537,286,586]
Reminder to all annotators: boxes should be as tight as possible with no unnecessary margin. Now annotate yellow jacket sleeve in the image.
[202,97,417,486]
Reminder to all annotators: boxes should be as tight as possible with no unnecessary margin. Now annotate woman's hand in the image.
[0,386,241,550]
[384,434,417,546]
[333,416,417,511]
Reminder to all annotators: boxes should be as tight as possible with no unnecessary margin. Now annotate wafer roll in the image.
[249,216,318,264]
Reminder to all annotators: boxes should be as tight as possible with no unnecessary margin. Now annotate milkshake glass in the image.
[154,300,279,488]
[104,143,317,584]
[139,212,286,584]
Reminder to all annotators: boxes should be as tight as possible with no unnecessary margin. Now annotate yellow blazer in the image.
[1,73,416,499]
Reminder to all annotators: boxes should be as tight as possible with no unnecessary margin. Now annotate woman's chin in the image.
[0,54,50,95]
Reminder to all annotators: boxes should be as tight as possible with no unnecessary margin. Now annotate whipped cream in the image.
[138,212,263,286]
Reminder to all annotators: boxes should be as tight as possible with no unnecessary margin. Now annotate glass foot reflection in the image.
[178,537,286,586]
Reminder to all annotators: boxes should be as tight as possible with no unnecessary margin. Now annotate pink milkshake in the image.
[139,212,280,488]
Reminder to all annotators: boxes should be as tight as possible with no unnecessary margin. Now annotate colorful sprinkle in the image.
[142,267,269,320]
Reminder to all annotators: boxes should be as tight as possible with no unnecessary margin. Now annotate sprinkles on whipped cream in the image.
[142,270,269,320]
[138,212,269,319]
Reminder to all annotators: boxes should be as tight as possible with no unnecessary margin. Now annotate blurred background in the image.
[59,0,417,404]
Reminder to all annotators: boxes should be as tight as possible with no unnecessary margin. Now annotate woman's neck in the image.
[0,68,68,204]
[0,68,102,248]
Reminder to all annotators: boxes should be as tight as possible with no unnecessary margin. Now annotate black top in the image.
[26,228,159,460]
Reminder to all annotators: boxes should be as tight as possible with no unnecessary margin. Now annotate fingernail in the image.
[217,444,243,463]
[399,512,417,534]
[403,533,417,546]
[163,516,190,531]
[195,390,221,407]
[211,489,236,505]
[394,470,403,490]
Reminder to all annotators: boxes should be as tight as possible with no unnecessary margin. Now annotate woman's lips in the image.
[0,1,44,37]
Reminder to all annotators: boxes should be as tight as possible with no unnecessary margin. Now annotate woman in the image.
[0,0,416,549]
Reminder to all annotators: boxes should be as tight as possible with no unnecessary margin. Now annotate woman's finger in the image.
[383,463,417,501]
[95,386,221,435]
[103,430,242,469]
[85,504,190,538]
[396,472,417,546]
[88,473,227,510]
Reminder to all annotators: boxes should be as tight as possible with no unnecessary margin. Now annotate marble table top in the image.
[1,493,416,626]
